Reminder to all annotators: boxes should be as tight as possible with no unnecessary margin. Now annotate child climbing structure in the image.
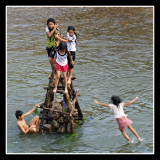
[39,58,83,134]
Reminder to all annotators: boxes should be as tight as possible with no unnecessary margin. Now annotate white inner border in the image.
[6,5,154,155]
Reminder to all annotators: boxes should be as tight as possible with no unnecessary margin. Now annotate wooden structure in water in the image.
[39,62,83,133]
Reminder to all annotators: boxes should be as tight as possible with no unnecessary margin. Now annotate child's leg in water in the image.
[128,125,142,141]
[53,71,61,93]
[121,128,133,143]
[63,71,68,93]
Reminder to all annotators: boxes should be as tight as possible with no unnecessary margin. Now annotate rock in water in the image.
[42,124,52,132]
[57,116,65,124]
[51,120,59,129]
[57,123,66,133]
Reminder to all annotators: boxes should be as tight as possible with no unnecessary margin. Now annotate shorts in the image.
[46,46,56,58]
[116,117,133,131]
[56,62,69,72]
[68,51,76,69]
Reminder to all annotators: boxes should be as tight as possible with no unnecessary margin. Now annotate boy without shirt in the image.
[15,102,44,134]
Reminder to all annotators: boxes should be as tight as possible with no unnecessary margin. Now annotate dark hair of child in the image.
[111,95,122,108]
[47,18,56,25]
[67,26,77,38]
[15,110,23,119]
[58,42,67,51]
[47,18,56,32]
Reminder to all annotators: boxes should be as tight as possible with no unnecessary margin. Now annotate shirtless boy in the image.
[15,101,44,134]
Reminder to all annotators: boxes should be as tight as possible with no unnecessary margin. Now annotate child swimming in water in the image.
[94,96,142,143]
[15,101,44,134]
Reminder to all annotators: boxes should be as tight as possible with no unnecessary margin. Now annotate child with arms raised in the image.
[94,96,141,143]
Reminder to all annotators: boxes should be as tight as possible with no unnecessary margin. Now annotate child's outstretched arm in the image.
[23,102,42,117]
[123,97,139,106]
[94,100,110,107]
[55,34,72,43]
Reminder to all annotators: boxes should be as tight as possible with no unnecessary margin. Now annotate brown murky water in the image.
[7,6,153,153]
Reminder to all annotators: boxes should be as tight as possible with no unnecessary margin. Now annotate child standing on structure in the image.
[45,18,72,78]
[53,42,70,94]
[45,18,59,72]
[66,26,77,85]
[94,96,142,143]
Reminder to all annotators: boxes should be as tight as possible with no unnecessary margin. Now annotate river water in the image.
[6,6,153,154]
